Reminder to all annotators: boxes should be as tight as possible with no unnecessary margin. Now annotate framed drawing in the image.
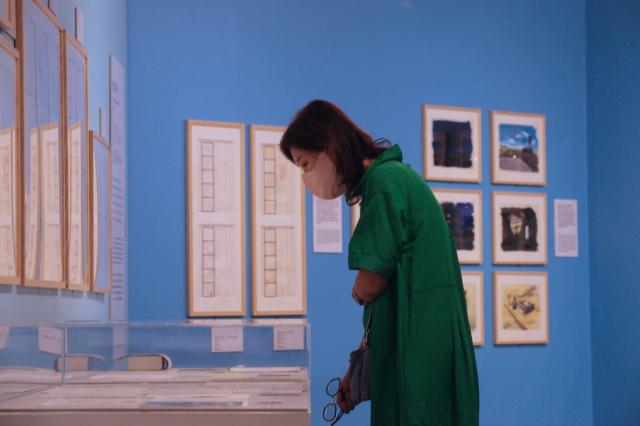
[432,188,483,264]
[494,271,548,345]
[186,120,246,317]
[90,131,111,294]
[250,125,306,316]
[63,31,89,291]
[462,271,484,346]
[423,105,481,183]
[350,203,360,235]
[492,192,547,265]
[0,37,20,285]
[19,0,65,288]
[491,111,546,186]
[0,0,16,38]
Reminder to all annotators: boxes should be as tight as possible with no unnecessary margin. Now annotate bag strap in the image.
[360,303,374,350]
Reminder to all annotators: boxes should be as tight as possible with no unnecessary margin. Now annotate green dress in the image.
[348,145,479,426]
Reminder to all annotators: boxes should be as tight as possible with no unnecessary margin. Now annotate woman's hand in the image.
[337,372,356,413]
[351,285,365,305]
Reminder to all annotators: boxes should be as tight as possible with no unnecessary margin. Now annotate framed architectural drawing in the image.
[494,271,548,345]
[423,105,481,183]
[186,120,246,317]
[491,111,546,186]
[90,131,111,294]
[0,0,16,38]
[432,188,483,264]
[492,192,547,265]
[0,37,19,285]
[462,271,484,346]
[250,125,306,316]
[63,31,89,291]
[19,0,65,288]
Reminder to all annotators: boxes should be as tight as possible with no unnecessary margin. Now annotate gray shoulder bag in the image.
[346,303,374,405]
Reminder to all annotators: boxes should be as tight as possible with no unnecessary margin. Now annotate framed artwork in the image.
[350,203,360,235]
[432,188,483,264]
[19,0,65,288]
[422,105,481,183]
[63,31,89,291]
[491,111,546,186]
[250,125,306,316]
[0,0,16,38]
[0,37,20,285]
[462,271,484,347]
[494,272,548,345]
[186,120,246,317]
[492,192,547,265]
[90,131,111,294]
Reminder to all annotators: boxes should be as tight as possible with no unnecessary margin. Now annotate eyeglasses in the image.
[323,377,345,425]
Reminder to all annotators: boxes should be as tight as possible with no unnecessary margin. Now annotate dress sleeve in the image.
[348,189,405,278]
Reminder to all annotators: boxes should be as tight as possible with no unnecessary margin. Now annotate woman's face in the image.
[290,146,346,200]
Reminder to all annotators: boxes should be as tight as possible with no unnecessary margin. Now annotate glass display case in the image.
[0,320,311,426]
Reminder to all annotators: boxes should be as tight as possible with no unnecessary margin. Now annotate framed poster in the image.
[493,192,547,265]
[250,125,306,316]
[422,105,481,183]
[494,272,548,345]
[0,37,19,285]
[63,31,89,291]
[0,0,16,38]
[186,120,246,317]
[90,131,111,294]
[19,0,65,288]
[491,111,546,186]
[432,188,483,264]
[462,271,484,347]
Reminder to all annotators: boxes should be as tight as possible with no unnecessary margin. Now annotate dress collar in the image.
[353,144,403,197]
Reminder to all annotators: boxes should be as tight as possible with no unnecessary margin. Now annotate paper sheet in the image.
[554,199,578,257]
[312,196,343,253]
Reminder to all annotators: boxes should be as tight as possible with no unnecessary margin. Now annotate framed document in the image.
[90,131,111,294]
[0,37,19,285]
[19,0,64,288]
[186,120,246,317]
[250,125,306,316]
[63,31,89,290]
[462,271,484,347]
[0,0,16,38]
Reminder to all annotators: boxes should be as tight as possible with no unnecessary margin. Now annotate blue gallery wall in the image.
[0,0,127,323]
[587,1,640,425]
[127,1,592,425]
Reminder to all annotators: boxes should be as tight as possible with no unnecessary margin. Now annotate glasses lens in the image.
[326,378,340,397]
[323,403,337,421]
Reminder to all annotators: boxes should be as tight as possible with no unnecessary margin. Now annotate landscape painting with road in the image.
[498,124,539,173]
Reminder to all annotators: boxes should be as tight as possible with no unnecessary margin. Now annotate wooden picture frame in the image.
[491,111,546,186]
[18,0,65,289]
[0,36,20,286]
[185,120,246,317]
[89,131,111,294]
[63,30,89,291]
[492,191,547,265]
[423,105,482,183]
[462,271,484,346]
[432,188,483,265]
[250,125,306,316]
[494,271,549,345]
[0,0,17,38]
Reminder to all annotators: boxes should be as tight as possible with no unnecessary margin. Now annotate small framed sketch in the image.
[250,125,306,316]
[491,111,546,186]
[494,272,548,345]
[0,0,16,38]
[432,189,483,264]
[492,192,547,265]
[90,131,112,294]
[186,120,246,317]
[462,271,484,346]
[422,105,481,183]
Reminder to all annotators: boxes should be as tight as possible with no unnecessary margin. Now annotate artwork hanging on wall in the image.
[422,105,481,183]
[492,191,547,265]
[64,30,90,291]
[19,0,65,288]
[250,125,306,316]
[90,131,111,294]
[350,203,360,235]
[432,188,483,264]
[0,37,20,286]
[186,120,246,317]
[0,0,16,38]
[462,271,484,346]
[491,111,546,186]
[494,271,548,345]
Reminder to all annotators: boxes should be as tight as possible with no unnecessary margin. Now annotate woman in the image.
[280,100,479,426]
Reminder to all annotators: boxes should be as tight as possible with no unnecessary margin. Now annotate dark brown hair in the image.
[279,100,387,204]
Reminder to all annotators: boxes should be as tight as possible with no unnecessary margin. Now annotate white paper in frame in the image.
[186,121,246,317]
[423,105,482,183]
[461,271,484,346]
[90,131,112,294]
[250,125,306,316]
[432,188,483,265]
[350,203,360,235]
